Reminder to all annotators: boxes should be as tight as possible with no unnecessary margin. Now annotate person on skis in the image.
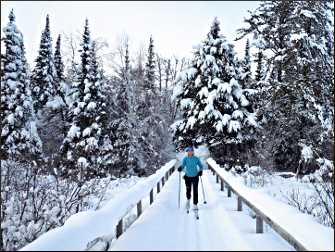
[178,146,203,213]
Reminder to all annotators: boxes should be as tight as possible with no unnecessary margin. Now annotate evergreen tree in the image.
[31,14,57,114]
[172,17,257,165]
[61,19,109,179]
[240,39,252,88]
[54,34,64,84]
[144,36,156,92]
[237,0,334,172]
[0,9,42,160]
[254,50,264,82]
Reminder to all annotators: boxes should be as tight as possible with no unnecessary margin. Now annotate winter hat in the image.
[186,146,194,152]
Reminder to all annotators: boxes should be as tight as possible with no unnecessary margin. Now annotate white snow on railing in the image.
[207,157,334,251]
[21,159,177,251]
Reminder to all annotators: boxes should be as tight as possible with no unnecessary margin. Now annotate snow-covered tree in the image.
[254,50,264,82]
[144,35,156,92]
[172,17,257,164]
[31,14,57,114]
[61,19,109,179]
[54,34,64,83]
[0,9,42,160]
[237,0,334,172]
[239,39,252,88]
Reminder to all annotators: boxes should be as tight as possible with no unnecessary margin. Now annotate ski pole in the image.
[200,175,207,204]
[178,170,181,208]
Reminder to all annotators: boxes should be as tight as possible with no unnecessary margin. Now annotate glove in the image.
[177,166,182,172]
[198,170,203,176]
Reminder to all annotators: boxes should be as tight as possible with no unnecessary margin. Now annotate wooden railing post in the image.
[162,177,165,186]
[137,201,142,217]
[116,219,123,238]
[150,189,154,205]
[157,182,160,193]
[220,179,224,191]
[237,196,242,211]
[227,186,232,197]
[216,174,219,183]
[256,215,263,233]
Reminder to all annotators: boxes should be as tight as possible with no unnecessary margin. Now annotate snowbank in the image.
[21,160,177,251]
[207,158,334,251]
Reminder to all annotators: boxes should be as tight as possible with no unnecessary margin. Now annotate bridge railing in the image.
[207,157,334,251]
[114,161,178,239]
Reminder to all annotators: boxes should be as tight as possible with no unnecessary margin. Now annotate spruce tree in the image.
[61,20,109,179]
[240,39,252,88]
[0,9,42,160]
[238,0,334,172]
[254,50,264,82]
[31,14,57,114]
[54,34,64,84]
[172,17,257,165]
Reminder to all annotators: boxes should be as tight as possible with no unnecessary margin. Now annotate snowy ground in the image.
[109,169,294,251]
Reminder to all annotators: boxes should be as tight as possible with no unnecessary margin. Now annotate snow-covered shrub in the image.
[242,165,271,188]
[282,158,333,228]
[0,160,119,251]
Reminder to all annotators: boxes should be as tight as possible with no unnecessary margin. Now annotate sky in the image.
[1,1,260,69]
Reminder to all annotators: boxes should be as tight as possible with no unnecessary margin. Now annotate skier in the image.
[178,146,203,215]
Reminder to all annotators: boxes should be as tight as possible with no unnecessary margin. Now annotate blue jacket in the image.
[182,156,203,177]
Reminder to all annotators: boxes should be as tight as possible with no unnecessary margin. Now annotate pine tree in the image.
[31,14,57,114]
[0,9,42,160]
[172,17,257,164]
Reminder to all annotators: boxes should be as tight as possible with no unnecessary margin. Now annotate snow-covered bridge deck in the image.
[109,169,293,251]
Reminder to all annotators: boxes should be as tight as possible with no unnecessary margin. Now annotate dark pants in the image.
[184,175,199,205]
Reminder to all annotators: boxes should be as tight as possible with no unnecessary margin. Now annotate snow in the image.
[171,84,183,101]
[180,98,193,110]
[46,96,64,110]
[228,120,241,133]
[78,157,88,168]
[110,169,294,251]
[299,143,313,162]
[207,158,334,251]
[67,125,80,139]
[83,127,92,137]
[198,87,209,98]
[186,116,196,129]
[87,101,97,111]
[20,160,177,251]
[7,114,15,125]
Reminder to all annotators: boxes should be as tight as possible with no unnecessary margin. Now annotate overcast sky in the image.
[1,1,260,67]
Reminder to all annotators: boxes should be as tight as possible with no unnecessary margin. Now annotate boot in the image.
[186,199,190,212]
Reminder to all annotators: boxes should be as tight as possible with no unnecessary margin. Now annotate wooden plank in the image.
[227,186,232,197]
[137,201,142,217]
[150,189,154,204]
[116,219,123,238]
[237,196,242,211]
[256,215,263,233]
